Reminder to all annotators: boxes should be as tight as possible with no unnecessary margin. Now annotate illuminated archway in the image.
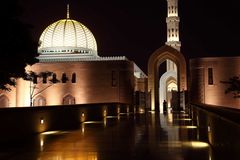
[0,95,9,107]
[148,45,187,111]
[159,70,177,113]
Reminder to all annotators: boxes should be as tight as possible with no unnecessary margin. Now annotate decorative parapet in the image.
[37,55,128,63]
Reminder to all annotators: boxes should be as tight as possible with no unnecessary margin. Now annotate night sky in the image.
[19,0,239,73]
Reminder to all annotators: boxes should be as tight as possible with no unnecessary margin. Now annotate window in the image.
[62,73,68,83]
[0,95,9,107]
[33,75,38,84]
[33,95,46,106]
[52,73,57,83]
[208,68,213,85]
[71,73,76,83]
[63,94,75,105]
[112,71,117,87]
[42,73,47,84]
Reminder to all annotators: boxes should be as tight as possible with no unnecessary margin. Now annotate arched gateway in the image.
[148,45,187,111]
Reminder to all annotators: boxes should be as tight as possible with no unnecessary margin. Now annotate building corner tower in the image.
[165,0,181,51]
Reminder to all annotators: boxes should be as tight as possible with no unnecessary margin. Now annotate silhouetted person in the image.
[163,100,167,114]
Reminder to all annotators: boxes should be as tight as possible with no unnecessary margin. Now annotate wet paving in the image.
[0,111,213,160]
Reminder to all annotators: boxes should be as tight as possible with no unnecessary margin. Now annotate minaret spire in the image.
[165,0,181,51]
[67,4,70,19]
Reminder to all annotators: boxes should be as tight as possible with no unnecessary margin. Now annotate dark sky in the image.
[19,0,239,73]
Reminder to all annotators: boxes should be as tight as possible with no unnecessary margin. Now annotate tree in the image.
[221,76,240,98]
[0,0,38,90]
[24,71,62,107]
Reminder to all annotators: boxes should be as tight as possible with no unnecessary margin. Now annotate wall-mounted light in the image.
[139,108,145,114]
[40,117,44,124]
[81,112,85,117]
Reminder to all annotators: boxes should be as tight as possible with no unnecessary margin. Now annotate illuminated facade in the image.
[190,57,240,108]
[0,6,146,107]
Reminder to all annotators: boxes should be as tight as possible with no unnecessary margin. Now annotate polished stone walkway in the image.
[0,111,213,160]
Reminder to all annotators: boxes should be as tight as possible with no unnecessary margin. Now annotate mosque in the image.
[0,5,147,108]
[0,0,239,111]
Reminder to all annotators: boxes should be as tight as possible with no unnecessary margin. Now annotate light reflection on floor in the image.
[0,111,213,160]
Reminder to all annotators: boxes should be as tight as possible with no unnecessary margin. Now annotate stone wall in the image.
[0,103,132,143]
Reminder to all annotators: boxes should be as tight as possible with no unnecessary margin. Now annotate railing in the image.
[189,103,240,159]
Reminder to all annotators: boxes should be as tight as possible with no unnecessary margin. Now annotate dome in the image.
[38,19,98,57]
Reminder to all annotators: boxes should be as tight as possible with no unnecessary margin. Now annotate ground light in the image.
[40,130,69,151]
[177,126,197,129]
[148,110,155,114]
[40,130,68,135]
[175,118,192,121]
[83,121,103,124]
[183,141,210,148]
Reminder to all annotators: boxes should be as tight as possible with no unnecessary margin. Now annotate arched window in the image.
[71,73,76,83]
[0,95,9,107]
[52,73,57,83]
[42,73,47,84]
[33,75,38,84]
[33,95,46,106]
[62,73,67,83]
[63,94,75,105]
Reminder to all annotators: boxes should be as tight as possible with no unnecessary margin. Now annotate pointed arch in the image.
[148,45,187,111]
[62,73,67,83]
[71,73,76,83]
[33,95,46,106]
[159,70,177,112]
[0,95,9,107]
[63,94,75,105]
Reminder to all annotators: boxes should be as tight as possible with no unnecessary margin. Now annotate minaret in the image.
[166,0,180,72]
[165,0,181,51]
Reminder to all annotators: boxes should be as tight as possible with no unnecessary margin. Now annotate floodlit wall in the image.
[189,57,240,109]
[0,60,135,107]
